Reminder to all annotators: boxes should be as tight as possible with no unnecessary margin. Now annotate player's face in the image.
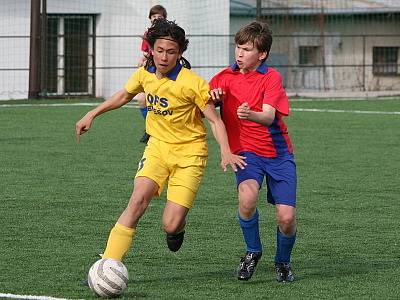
[235,42,267,73]
[150,14,164,24]
[153,38,181,77]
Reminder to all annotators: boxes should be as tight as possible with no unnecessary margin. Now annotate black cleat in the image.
[237,251,262,281]
[275,262,294,282]
[166,231,185,252]
[140,132,150,143]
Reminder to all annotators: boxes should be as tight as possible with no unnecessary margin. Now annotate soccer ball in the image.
[87,258,129,298]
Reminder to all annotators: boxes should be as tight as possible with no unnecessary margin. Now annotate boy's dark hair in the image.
[145,19,189,53]
[144,19,191,69]
[149,5,167,19]
[235,21,273,56]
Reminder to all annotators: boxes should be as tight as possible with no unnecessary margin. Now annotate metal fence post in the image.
[28,0,41,99]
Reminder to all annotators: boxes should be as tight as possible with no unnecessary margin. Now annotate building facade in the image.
[231,0,400,93]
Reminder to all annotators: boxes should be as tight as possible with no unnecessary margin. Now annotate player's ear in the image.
[259,51,268,61]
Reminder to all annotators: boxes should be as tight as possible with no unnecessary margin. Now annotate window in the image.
[299,46,321,65]
[44,15,95,96]
[373,47,398,75]
[65,17,91,94]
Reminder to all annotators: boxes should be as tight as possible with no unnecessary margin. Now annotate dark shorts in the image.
[235,151,297,207]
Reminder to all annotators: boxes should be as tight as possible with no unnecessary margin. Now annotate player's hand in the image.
[237,102,252,120]
[75,114,93,143]
[220,152,247,172]
[209,88,225,103]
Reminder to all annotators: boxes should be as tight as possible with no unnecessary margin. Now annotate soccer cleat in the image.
[140,132,150,143]
[166,231,185,252]
[237,251,262,281]
[275,262,295,282]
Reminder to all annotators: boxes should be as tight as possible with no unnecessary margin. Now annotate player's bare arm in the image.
[237,102,276,127]
[75,89,135,142]
[203,102,246,172]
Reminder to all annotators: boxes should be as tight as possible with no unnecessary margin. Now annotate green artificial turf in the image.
[0,98,399,299]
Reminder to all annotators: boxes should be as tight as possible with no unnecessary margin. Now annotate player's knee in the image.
[277,214,296,235]
[239,195,257,213]
[239,202,257,219]
[238,189,257,208]
[278,213,295,225]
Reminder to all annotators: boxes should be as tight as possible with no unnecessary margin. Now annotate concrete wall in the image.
[0,0,229,100]
[3,1,397,99]
[0,0,31,100]
[231,15,400,92]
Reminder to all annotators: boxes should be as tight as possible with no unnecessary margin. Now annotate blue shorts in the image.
[235,152,297,207]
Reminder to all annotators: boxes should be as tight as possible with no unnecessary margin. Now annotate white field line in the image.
[291,108,400,115]
[0,103,122,108]
[290,97,400,102]
[0,102,399,115]
[0,293,84,300]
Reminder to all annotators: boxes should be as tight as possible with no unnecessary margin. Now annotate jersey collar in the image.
[230,61,268,74]
[147,62,182,80]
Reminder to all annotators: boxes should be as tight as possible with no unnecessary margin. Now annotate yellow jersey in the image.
[124,63,210,145]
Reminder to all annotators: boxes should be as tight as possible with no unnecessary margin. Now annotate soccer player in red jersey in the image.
[209,21,297,282]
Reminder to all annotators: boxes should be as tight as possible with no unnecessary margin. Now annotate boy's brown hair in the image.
[148,5,167,19]
[144,19,191,70]
[235,21,273,56]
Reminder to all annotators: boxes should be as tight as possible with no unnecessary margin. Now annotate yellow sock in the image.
[102,223,136,261]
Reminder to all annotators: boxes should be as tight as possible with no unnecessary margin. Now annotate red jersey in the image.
[209,63,293,158]
[140,31,151,53]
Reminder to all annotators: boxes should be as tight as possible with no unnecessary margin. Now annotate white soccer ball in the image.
[88,258,129,298]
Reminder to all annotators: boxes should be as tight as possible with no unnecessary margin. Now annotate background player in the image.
[136,5,167,143]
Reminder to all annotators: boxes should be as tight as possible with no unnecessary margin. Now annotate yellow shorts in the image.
[135,137,208,209]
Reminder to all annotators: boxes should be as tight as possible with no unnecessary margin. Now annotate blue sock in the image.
[140,107,148,119]
[275,227,296,263]
[238,210,262,253]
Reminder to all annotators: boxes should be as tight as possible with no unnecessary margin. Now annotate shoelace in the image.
[242,254,257,272]
[277,264,291,276]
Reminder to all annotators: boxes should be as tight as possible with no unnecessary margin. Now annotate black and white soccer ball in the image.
[87,258,129,298]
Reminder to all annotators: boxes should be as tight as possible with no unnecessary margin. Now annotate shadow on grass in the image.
[126,256,400,286]
[128,266,276,285]
[296,257,400,281]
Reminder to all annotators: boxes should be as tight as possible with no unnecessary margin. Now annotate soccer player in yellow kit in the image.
[75,19,246,262]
